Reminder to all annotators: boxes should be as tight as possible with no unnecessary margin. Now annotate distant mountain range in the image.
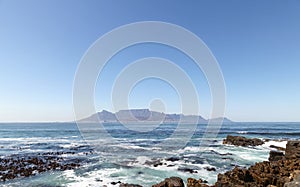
[79,109,233,123]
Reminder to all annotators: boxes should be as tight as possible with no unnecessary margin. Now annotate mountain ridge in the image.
[79,109,233,123]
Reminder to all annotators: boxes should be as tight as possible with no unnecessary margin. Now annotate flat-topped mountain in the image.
[79,109,233,124]
[209,117,232,123]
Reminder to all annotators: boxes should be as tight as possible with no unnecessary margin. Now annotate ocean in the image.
[0,122,299,187]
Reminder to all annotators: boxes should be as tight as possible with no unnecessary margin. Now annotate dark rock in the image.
[270,144,286,151]
[111,181,121,185]
[0,153,81,181]
[167,164,175,167]
[145,159,163,167]
[178,167,198,173]
[223,135,264,147]
[165,157,180,162]
[269,151,284,161]
[152,176,184,187]
[285,141,300,160]
[153,163,162,167]
[187,178,209,187]
[204,166,216,172]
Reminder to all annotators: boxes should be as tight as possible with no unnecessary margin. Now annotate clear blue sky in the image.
[0,0,299,122]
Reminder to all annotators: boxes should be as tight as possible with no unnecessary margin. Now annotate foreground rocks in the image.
[213,140,300,186]
[152,140,300,187]
[285,141,300,160]
[284,170,300,187]
[0,153,82,181]
[223,135,264,147]
[152,176,184,187]
[269,151,284,161]
[215,158,300,187]
[187,178,209,187]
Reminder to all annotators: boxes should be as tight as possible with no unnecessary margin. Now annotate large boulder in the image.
[269,150,284,161]
[152,177,184,187]
[187,178,209,187]
[215,167,254,187]
[285,141,300,160]
[223,135,264,147]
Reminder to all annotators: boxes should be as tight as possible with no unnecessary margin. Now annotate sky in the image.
[0,0,299,122]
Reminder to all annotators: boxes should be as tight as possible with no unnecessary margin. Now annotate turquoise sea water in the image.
[0,122,299,186]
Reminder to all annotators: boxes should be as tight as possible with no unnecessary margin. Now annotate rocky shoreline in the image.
[148,136,300,187]
[0,150,92,182]
[0,135,299,187]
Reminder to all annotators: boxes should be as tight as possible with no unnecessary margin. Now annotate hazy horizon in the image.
[1,108,299,123]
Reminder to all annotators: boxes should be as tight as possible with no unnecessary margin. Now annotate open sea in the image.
[0,122,299,187]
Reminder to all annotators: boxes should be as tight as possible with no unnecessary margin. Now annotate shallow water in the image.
[0,122,298,186]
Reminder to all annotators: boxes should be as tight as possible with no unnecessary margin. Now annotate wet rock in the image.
[111,181,121,185]
[152,176,184,187]
[204,166,216,172]
[270,145,286,151]
[165,157,180,162]
[223,135,264,147]
[178,167,198,173]
[285,141,300,160]
[153,163,163,167]
[145,159,163,167]
[0,153,81,181]
[167,164,175,167]
[269,150,284,161]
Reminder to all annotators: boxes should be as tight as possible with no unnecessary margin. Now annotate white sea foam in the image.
[237,131,248,134]
[261,140,287,150]
[111,143,161,151]
[63,167,119,187]
[135,156,151,165]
